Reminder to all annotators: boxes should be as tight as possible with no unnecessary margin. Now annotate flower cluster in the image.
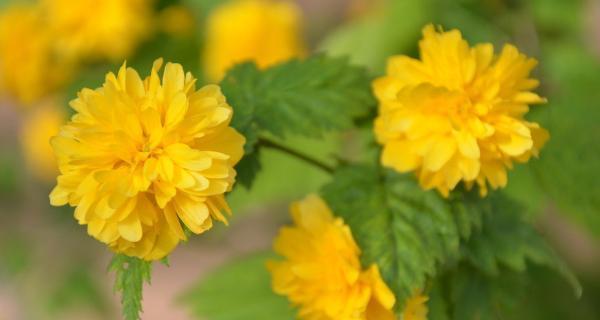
[41,0,153,61]
[203,0,305,81]
[268,195,396,320]
[0,0,154,105]
[0,5,72,105]
[49,59,245,260]
[373,25,549,196]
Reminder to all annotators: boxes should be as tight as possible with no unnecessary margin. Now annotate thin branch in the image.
[256,137,336,174]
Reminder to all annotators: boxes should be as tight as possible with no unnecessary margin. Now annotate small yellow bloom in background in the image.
[158,5,196,36]
[49,59,246,261]
[20,102,65,182]
[42,0,154,61]
[373,24,549,196]
[401,292,428,320]
[268,195,396,320]
[0,5,73,105]
[203,0,305,82]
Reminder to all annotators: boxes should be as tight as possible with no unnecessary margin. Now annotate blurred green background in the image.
[0,0,599,319]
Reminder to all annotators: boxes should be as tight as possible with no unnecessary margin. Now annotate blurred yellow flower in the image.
[20,103,65,181]
[373,24,549,196]
[203,0,305,82]
[158,5,196,36]
[0,5,72,105]
[42,0,154,61]
[401,292,428,320]
[268,195,396,320]
[49,59,245,260]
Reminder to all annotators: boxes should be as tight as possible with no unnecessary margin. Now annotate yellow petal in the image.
[164,204,186,240]
[174,195,211,234]
[196,127,245,165]
[423,137,456,171]
[164,92,188,129]
[381,141,420,172]
[454,130,480,159]
[165,143,212,171]
[118,213,143,242]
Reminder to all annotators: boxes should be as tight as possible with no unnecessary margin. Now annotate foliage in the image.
[109,255,152,320]
[321,164,578,313]
[1,0,598,319]
[461,192,580,295]
[320,165,480,308]
[180,253,295,320]
[221,55,374,186]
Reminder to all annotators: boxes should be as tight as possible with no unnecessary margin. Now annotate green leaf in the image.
[109,254,152,320]
[180,253,295,320]
[320,165,481,308]
[460,192,582,297]
[221,54,373,187]
[221,54,374,152]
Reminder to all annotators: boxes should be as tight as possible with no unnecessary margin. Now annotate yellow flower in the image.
[42,0,154,61]
[373,25,549,196]
[401,293,428,320]
[20,102,65,181]
[268,195,396,320]
[0,5,72,105]
[49,59,246,261]
[203,0,305,82]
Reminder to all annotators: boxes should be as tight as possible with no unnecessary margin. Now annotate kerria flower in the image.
[0,5,72,105]
[373,24,549,196]
[203,0,305,82]
[401,292,428,320]
[268,195,396,320]
[20,102,65,181]
[49,59,245,260]
[42,0,153,61]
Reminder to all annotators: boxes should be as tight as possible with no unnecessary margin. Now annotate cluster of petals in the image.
[268,195,396,320]
[50,59,245,260]
[374,25,549,196]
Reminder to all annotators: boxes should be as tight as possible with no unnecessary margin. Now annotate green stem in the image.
[256,137,336,174]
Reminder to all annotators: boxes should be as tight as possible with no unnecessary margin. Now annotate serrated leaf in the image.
[221,54,374,149]
[109,254,152,320]
[221,55,373,187]
[179,253,295,320]
[320,165,481,308]
[461,192,582,297]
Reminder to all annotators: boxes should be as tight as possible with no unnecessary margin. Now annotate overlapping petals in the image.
[374,25,549,196]
[50,59,245,260]
[268,195,396,320]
